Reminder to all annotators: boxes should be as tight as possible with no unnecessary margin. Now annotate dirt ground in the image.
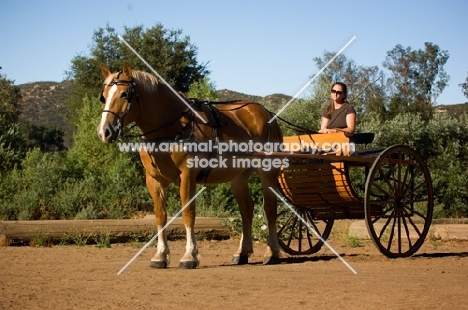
[1,221,468,310]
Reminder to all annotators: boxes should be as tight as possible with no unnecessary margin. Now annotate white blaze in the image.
[98,84,118,140]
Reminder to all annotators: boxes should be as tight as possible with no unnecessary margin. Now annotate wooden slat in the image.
[278,137,364,220]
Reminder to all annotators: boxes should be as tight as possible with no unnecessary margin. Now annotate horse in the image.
[97,62,283,268]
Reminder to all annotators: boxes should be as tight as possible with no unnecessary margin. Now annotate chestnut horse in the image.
[97,62,282,268]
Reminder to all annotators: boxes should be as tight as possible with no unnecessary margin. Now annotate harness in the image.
[101,77,277,183]
[100,75,231,151]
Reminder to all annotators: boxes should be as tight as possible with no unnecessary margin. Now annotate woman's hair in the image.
[325,82,348,119]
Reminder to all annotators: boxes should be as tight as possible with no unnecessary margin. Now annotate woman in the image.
[318,82,356,136]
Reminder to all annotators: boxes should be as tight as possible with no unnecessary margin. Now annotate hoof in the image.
[263,256,281,265]
[231,254,249,265]
[178,261,198,269]
[149,261,168,269]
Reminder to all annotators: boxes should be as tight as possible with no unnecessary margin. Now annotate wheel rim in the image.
[364,145,433,258]
[277,204,334,255]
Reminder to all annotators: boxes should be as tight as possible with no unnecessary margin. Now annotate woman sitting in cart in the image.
[318,82,356,137]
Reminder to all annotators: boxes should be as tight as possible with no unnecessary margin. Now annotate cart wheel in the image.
[277,204,334,255]
[364,145,433,258]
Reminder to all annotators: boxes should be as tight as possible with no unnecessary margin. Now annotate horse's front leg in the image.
[178,175,200,269]
[146,174,171,269]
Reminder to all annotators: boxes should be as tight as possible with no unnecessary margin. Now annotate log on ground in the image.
[0,218,230,246]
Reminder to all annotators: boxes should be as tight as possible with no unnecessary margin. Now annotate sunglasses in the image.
[331,89,343,95]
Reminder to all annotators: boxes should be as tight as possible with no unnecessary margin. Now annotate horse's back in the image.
[216,101,281,141]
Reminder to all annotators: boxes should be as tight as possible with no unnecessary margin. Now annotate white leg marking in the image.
[182,226,200,264]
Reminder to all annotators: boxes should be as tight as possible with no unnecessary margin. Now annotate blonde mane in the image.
[132,70,160,95]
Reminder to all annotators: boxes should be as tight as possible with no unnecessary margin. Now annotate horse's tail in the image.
[264,108,284,144]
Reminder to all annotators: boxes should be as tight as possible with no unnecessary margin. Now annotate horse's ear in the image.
[100,65,111,78]
[123,62,132,77]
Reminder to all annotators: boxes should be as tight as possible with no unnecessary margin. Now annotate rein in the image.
[123,110,192,141]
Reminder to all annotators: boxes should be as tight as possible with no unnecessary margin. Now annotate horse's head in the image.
[97,62,138,143]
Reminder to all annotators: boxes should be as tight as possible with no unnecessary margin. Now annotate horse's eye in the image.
[120,92,128,98]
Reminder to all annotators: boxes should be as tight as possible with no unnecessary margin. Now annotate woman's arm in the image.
[318,117,330,133]
[338,113,356,136]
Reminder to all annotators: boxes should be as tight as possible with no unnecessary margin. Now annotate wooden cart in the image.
[276,132,433,258]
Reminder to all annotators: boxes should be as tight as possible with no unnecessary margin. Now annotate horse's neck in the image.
[135,83,189,140]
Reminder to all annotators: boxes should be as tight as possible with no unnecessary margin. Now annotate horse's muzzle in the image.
[97,122,120,143]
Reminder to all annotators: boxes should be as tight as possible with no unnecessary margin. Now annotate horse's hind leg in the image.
[257,169,281,265]
[146,174,171,269]
[230,171,254,265]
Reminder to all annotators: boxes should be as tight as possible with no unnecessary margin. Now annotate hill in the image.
[16,81,468,142]
[217,89,290,110]
[16,83,291,140]
[217,89,263,103]
[435,103,468,116]
[18,80,72,133]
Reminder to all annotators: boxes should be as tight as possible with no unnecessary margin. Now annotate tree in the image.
[312,52,386,115]
[383,42,449,116]
[186,77,219,101]
[66,23,209,125]
[460,72,468,100]
[0,71,25,173]
[22,124,65,152]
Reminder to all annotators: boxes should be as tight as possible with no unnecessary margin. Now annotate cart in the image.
[276,132,433,258]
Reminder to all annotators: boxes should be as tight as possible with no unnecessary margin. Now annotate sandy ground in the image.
[1,223,468,310]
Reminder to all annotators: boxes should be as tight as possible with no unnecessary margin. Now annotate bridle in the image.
[99,72,191,142]
[100,72,138,137]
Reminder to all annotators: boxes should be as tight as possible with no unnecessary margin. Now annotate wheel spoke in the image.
[298,215,303,253]
[400,213,413,248]
[385,214,397,252]
[401,166,422,196]
[412,210,428,221]
[381,204,396,215]
[403,197,429,204]
[378,207,396,240]
[397,211,402,253]
[305,211,316,249]
[400,157,411,194]
[388,160,398,193]
[396,152,403,194]
[277,212,294,235]
[378,166,396,195]
[403,181,426,199]
[286,216,299,248]
[371,182,393,198]
[402,207,422,238]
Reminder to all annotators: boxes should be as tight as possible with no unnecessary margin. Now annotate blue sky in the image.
[1,0,467,105]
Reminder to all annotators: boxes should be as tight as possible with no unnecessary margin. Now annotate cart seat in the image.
[350,132,374,145]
